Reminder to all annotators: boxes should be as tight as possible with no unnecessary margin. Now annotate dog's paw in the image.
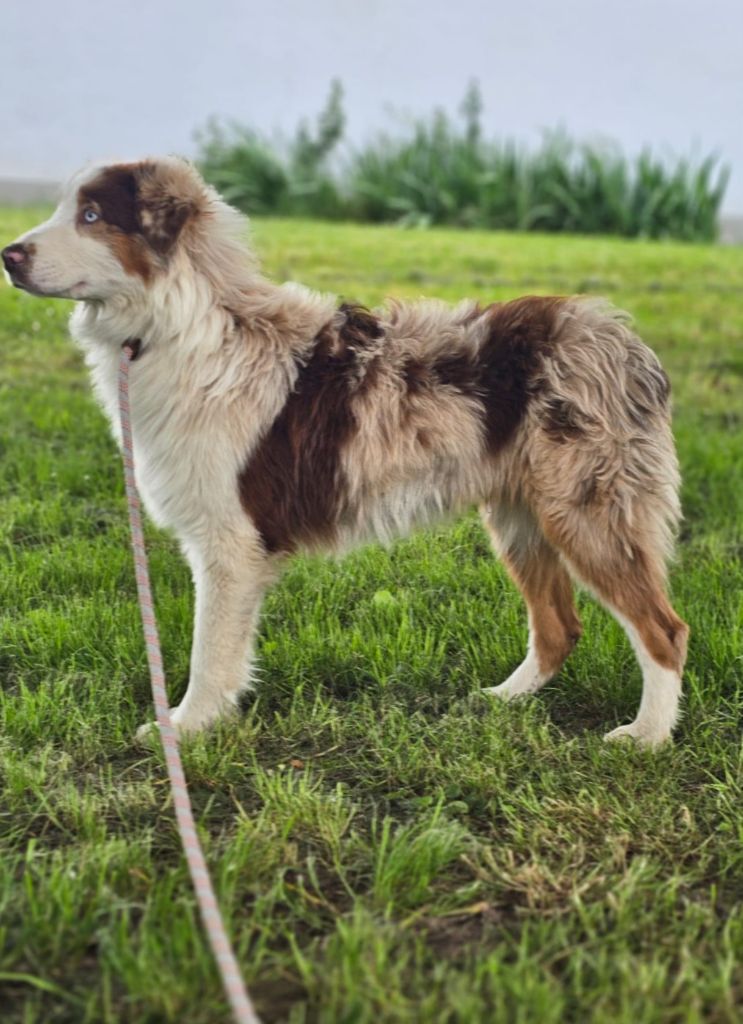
[482,681,531,702]
[603,723,671,749]
[135,706,196,746]
[135,717,191,746]
[482,654,549,702]
[135,719,162,746]
[135,701,241,745]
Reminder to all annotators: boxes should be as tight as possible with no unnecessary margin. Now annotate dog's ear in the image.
[139,197,193,255]
[136,161,201,255]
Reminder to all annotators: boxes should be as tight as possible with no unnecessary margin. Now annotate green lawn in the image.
[1,212,742,1023]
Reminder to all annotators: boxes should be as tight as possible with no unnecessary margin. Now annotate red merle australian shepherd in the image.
[2,158,689,747]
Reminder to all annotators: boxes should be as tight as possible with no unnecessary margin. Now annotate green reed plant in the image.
[196,81,729,240]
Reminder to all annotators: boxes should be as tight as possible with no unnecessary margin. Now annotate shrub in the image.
[347,116,729,240]
[195,82,729,240]
[196,81,345,220]
[195,117,289,215]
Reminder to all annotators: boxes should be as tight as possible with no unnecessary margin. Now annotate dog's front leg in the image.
[137,543,273,741]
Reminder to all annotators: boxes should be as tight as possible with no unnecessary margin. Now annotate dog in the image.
[2,157,689,747]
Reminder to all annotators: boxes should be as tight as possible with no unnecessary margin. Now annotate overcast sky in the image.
[2,0,741,211]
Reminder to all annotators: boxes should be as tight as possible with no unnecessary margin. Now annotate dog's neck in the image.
[71,267,337,366]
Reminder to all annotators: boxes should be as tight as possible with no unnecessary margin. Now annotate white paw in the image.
[137,694,244,743]
[483,650,549,702]
[482,681,533,702]
[135,719,163,746]
[135,704,210,745]
[603,723,671,749]
[483,659,548,702]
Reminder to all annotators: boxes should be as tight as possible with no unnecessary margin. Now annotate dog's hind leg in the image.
[517,296,688,744]
[481,502,582,700]
[535,501,689,747]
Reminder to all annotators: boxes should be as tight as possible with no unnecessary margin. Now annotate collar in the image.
[122,338,142,361]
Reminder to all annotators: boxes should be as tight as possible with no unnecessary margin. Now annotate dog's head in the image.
[2,158,207,301]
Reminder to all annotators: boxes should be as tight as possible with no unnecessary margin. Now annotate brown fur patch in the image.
[401,358,430,394]
[542,397,585,443]
[78,165,153,281]
[637,608,688,672]
[77,161,194,276]
[397,296,563,456]
[238,306,383,552]
[79,166,141,234]
[626,360,671,426]
[337,303,384,347]
[334,303,384,389]
[431,351,481,398]
[108,232,153,282]
[541,513,688,673]
[377,298,565,458]
[479,297,564,454]
[620,546,689,672]
[136,185,194,255]
[500,538,583,676]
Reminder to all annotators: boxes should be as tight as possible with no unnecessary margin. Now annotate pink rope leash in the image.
[118,343,260,1024]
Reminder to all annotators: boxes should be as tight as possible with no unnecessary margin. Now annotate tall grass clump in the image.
[196,81,729,240]
[196,80,346,219]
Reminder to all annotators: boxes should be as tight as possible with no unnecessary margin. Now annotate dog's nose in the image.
[2,244,28,271]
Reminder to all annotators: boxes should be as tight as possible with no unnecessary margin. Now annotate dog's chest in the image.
[91,351,245,539]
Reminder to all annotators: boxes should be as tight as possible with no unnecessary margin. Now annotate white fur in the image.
[10,160,332,734]
[604,616,682,748]
[483,612,552,700]
[71,275,334,736]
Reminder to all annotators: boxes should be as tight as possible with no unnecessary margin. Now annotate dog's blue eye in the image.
[83,208,99,224]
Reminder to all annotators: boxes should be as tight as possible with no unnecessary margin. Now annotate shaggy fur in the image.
[2,157,689,747]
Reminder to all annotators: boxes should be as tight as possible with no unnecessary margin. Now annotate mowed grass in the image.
[0,210,742,1024]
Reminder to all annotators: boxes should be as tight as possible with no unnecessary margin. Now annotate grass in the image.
[0,210,742,1023]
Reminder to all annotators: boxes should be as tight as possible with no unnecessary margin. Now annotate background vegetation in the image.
[196,82,730,240]
[1,211,742,1022]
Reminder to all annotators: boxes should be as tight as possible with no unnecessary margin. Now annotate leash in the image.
[118,342,261,1024]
